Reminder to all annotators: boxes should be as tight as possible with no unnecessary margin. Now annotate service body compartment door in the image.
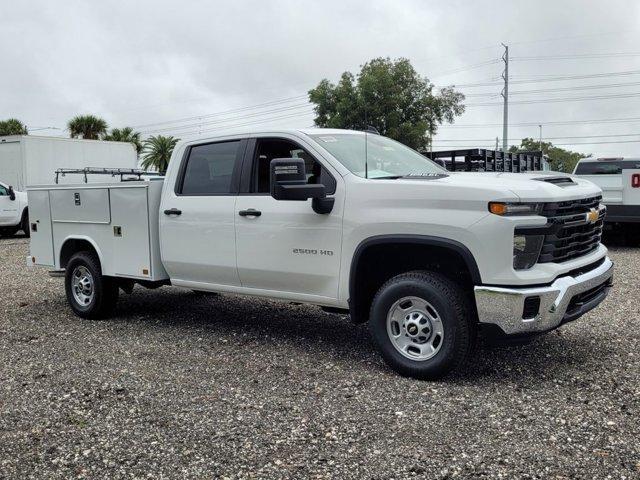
[110,187,152,279]
[27,190,55,266]
[50,188,111,224]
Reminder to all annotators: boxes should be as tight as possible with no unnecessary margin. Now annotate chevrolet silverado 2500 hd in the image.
[27,129,614,379]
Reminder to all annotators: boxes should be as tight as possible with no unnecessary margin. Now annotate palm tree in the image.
[67,115,108,140]
[0,118,28,136]
[141,135,179,173]
[104,127,143,154]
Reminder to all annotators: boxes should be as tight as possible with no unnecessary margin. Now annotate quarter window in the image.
[179,141,240,195]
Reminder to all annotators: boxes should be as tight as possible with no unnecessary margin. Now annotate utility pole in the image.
[501,44,509,152]
[538,124,543,154]
[495,137,499,151]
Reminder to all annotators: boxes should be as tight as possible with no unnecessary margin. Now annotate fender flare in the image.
[58,235,105,270]
[348,234,482,320]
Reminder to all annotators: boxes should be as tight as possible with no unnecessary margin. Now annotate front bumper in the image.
[474,257,613,335]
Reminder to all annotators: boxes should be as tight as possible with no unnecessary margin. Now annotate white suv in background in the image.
[0,181,29,238]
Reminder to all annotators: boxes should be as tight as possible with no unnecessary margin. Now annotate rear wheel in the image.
[65,251,119,319]
[20,210,30,238]
[369,271,476,380]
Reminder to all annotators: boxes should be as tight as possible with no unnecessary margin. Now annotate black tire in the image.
[369,271,476,380]
[20,209,30,238]
[191,289,220,297]
[65,251,119,319]
[0,226,19,237]
[624,224,640,247]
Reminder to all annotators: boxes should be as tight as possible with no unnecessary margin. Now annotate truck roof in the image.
[178,128,366,142]
[576,157,640,163]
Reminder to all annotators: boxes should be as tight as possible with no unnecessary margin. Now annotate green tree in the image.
[104,127,143,154]
[67,115,108,140]
[509,138,590,172]
[141,135,179,173]
[308,57,465,150]
[0,118,28,135]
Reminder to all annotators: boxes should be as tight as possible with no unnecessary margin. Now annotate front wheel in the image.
[369,271,476,380]
[0,227,19,237]
[65,251,119,319]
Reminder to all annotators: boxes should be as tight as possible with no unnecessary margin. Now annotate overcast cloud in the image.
[2,0,640,157]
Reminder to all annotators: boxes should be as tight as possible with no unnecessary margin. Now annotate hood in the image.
[397,171,602,203]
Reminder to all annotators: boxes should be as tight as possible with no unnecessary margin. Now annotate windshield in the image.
[309,133,445,179]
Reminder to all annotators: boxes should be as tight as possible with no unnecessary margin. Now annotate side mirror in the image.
[270,158,335,214]
[270,158,325,201]
[8,186,16,201]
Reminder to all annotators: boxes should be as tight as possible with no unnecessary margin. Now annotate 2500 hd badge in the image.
[292,248,334,256]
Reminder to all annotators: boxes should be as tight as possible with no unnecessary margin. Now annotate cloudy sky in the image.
[2,0,640,157]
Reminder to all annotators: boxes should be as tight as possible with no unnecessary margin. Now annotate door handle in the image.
[238,209,261,217]
[163,208,182,216]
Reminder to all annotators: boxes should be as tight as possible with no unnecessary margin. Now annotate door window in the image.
[251,139,336,194]
[0,185,7,196]
[178,140,242,195]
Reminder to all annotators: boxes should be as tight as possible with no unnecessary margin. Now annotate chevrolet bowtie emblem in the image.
[586,208,599,224]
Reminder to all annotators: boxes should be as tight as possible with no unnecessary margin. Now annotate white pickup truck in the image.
[0,181,29,237]
[573,157,640,245]
[27,128,614,379]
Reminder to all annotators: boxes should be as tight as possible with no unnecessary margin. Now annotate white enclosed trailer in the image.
[0,135,137,191]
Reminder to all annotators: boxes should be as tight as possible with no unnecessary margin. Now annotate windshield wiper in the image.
[370,175,404,179]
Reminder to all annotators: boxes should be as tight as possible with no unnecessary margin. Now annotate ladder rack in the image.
[54,167,162,184]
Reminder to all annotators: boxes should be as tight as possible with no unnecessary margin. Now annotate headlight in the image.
[513,234,544,270]
[489,202,542,216]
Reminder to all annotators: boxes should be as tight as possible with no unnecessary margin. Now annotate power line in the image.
[139,103,314,134]
[167,110,316,138]
[429,59,501,78]
[131,94,308,129]
[431,139,640,148]
[451,69,640,88]
[512,52,640,61]
[440,116,640,128]
[509,81,640,96]
[466,91,640,107]
[434,133,640,142]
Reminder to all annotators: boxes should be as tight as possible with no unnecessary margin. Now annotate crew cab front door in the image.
[234,136,343,300]
[159,139,246,288]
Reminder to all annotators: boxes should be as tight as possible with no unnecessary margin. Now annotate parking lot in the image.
[0,236,638,479]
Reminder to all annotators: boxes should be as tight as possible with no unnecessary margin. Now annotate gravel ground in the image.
[0,236,638,479]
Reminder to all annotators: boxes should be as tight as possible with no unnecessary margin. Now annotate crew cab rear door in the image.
[234,135,344,300]
[159,138,247,287]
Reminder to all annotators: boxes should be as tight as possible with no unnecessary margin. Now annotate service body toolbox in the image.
[28,179,168,281]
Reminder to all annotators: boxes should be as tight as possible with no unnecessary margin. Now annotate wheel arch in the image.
[58,236,104,271]
[348,235,482,324]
